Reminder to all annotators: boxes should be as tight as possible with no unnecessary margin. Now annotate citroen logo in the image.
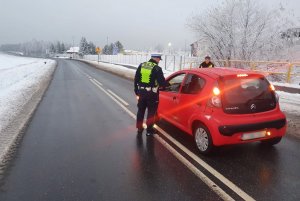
[250,104,256,110]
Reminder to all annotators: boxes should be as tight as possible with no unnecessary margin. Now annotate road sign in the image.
[95,47,101,54]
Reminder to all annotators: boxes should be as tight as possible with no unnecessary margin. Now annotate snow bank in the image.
[0,53,56,162]
[277,91,300,115]
[272,82,300,89]
[81,60,174,79]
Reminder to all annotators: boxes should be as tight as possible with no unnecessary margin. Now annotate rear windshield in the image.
[221,76,276,114]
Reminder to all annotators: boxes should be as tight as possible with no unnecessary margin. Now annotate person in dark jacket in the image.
[134,54,168,136]
[199,56,215,68]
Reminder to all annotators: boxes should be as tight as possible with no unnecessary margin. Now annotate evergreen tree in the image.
[79,37,89,55]
[108,43,114,54]
[56,41,61,54]
[102,45,110,55]
[114,41,124,53]
[50,43,56,53]
[61,43,66,53]
[88,41,96,54]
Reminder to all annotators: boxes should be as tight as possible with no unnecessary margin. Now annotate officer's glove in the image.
[134,89,139,96]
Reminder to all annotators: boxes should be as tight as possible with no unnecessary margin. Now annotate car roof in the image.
[182,67,263,79]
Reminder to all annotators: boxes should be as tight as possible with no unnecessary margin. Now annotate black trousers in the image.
[136,90,159,133]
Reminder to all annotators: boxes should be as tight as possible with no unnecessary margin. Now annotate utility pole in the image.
[72,36,75,59]
[184,40,187,56]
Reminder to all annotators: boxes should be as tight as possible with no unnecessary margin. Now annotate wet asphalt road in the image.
[0,59,299,201]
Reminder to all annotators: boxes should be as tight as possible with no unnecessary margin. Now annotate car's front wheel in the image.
[194,124,214,154]
[261,137,282,146]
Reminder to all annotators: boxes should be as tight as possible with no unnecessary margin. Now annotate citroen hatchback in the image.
[157,68,287,154]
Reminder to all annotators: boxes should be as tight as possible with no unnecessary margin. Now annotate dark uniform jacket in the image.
[134,59,167,95]
[199,61,214,68]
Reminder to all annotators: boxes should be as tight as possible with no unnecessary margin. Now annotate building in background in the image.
[66,47,80,58]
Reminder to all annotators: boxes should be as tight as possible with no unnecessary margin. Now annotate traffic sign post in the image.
[95,47,101,63]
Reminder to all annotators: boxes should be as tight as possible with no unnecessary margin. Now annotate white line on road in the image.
[90,79,136,120]
[89,78,255,201]
[92,79,103,86]
[107,89,129,106]
[154,134,234,201]
[154,126,255,201]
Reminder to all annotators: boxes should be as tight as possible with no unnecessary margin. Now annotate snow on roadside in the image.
[277,91,300,116]
[272,82,300,89]
[0,53,56,134]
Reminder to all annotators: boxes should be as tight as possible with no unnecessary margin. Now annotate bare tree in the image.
[187,0,294,61]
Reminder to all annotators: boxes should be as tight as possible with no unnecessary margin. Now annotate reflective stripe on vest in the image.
[140,62,156,84]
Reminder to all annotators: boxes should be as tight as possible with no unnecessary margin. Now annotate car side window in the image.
[164,73,186,93]
[181,74,206,94]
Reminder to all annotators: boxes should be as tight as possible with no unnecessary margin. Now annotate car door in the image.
[175,73,207,130]
[158,73,186,124]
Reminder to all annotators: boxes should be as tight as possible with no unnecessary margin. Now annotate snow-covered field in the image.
[0,53,56,134]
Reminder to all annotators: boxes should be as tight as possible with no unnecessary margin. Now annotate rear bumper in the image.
[218,118,286,136]
[202,110,287,146]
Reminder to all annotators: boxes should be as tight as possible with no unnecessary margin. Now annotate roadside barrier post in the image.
[250,62,257,70]
[165,55,167,70]
[179,56,183,70]
[173,55,176,71]
[286,63,293,83]
[225,60,229,67]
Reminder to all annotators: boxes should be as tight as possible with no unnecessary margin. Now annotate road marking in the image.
[89,79,255,201]
[92,79,103,86]
[107,89,129,106]
[90,79,136,120]
[154,126,255,201]
[154,134,234,201]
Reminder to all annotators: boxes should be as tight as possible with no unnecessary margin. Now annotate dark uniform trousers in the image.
[136,90,159,133]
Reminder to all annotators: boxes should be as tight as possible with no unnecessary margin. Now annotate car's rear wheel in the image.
[194,124,214,154]
[261,137,282,146]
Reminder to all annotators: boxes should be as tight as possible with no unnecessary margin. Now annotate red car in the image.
[157,68,287,154]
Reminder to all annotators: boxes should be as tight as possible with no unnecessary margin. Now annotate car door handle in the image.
[173,96,177,100]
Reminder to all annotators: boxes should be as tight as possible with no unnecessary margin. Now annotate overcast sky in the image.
[0,0,299,50]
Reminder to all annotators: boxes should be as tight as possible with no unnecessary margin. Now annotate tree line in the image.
[0,40,68,57]
[102,41,124,55]
[187,0,297,61]
[0,37,125,57]
[49,41,68,54]
[79,37,125,55]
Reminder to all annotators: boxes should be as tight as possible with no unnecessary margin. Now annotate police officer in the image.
[134,54,168,136]
[199,56,215,68]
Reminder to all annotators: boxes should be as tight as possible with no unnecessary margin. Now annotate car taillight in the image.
[213,87,220,96]
[208,87,222,108]
[270,84,275,91]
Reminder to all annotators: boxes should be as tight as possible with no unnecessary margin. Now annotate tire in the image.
[194,123,214,154]
[261,137,282,146]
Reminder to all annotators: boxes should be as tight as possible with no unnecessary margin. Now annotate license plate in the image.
[241,131,266,141]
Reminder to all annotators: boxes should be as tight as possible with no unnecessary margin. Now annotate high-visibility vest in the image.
[140,62,156,84]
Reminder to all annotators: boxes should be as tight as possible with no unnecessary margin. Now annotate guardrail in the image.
[185,60,300,84]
